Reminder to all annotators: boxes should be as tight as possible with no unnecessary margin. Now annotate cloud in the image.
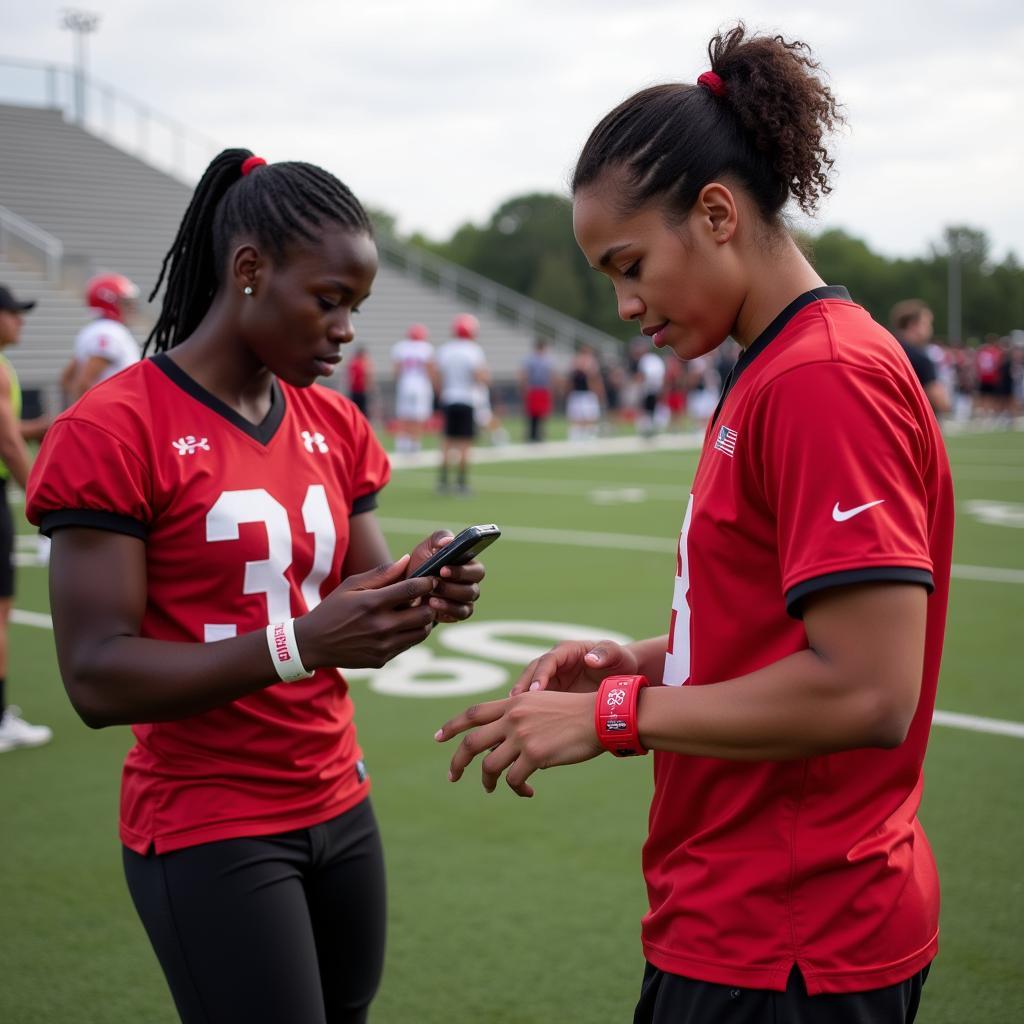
[4,0,1023,258]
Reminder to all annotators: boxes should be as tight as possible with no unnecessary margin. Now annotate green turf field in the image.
[3,426,1023,1023]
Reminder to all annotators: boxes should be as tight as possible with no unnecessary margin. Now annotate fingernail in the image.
[529,681,540,691]
[434,729,443,741]
[585,652,599,662]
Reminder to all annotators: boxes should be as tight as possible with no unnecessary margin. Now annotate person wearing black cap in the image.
[0,284,52,752]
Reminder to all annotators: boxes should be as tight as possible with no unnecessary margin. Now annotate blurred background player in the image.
[61,273,141,403]
[520,336,557,442]
[566,342,604,440]
[390,323,435,452]
[635,345,667,438]
[890,299,951,417]
[346,345,375,419]
[437,313,487,494]
[0,284,51,752]
[473,377,508,446]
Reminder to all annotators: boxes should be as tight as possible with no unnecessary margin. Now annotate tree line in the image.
[378,194,1023,344]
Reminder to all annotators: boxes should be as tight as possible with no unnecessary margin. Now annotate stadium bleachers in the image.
[0,101,616,407]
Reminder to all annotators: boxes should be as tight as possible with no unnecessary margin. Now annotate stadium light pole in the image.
[947,235,962,345]
[61,8,101,126]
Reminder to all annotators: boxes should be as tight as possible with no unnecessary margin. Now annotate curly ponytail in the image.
[707,24,842,215]
[572,22,843,222]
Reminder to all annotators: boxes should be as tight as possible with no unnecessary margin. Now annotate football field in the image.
[3,426,1023,1023]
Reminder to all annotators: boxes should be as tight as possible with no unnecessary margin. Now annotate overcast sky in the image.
[4,1,1023,260]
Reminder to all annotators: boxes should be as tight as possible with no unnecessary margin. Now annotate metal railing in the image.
[0,56,218,184]
[0,204,64,282]
[376,233,624,357]
[1,56,624,355]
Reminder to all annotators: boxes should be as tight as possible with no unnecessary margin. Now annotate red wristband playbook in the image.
[595,674,650,757]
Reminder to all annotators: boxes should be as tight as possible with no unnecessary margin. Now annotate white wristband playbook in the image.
[266,618,315,682]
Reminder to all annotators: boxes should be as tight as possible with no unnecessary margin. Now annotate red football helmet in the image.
[407,323,429,341]
[452,313,479,340]
[86,273,139,321]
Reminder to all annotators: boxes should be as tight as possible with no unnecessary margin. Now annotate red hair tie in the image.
[697,71,726,97]
[241,155,267,176]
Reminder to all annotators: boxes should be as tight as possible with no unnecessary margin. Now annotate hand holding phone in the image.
[410,524,501,578]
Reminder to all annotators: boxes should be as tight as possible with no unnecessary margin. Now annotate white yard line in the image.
[10,605,1022,740]
[377,517,1024,584]
[932,710,1024,740]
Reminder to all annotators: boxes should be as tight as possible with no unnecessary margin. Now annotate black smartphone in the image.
[409,524,501,578]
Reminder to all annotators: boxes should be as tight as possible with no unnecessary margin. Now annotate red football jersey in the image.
[27,354,390,854]
[648,288,954,993]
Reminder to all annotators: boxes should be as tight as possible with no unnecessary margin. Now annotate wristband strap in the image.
[594,674,650,757]
[266,618,315,683]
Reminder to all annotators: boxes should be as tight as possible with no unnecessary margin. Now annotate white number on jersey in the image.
[203,486,337,641]
[663,493,694,686]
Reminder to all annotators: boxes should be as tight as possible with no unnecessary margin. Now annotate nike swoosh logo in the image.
[832,499,885,522]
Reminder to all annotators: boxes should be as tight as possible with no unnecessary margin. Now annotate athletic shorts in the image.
[567,390,600,423]
[444,402,476,439]
[634,962,930,1024]
[395,379,433,421]
[0,480,14,599]
[123,798,386,1024]
[642,392,659,415]
[525,386,552,418]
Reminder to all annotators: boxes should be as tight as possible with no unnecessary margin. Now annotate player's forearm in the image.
[56,629,284,727]
[0,430,31,490]
[637,648,913,760]
[20,415,51,441]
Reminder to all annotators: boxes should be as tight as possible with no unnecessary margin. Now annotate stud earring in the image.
[243,286,253,296]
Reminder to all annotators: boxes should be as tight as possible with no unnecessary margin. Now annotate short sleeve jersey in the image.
[26,354,391,854]
[649,288,954,994]
[72,317,141,382]
[638,351,666,395]
[438,339,485,405]
[391,339,434,384]
[897,337,937,388]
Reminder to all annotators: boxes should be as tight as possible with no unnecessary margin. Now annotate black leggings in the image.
[123,798,386,1024]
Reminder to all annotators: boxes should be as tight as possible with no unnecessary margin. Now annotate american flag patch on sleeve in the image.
[713,425,738,457]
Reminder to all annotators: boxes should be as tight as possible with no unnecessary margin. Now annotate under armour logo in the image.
[605,688,627,708]
[302,430,329,453]
[172,435,210,455]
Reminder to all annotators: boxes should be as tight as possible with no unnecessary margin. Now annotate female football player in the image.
[437,24,952,1024]
[27,149,485,1024]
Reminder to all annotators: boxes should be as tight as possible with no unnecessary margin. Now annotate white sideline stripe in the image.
[11,609,52,628]
[950,563,1024,583]
[932,710,1024,740]
[11,607,1024,741]
[390,431,705,469]
[378,517,1024,583]
[376,517,677,553]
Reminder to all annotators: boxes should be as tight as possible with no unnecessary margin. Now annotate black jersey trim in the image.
[785,566,934,619]
[39,508,147,540]
[351,492,380,516]
[151,353,286,446]
[711,286,852,429]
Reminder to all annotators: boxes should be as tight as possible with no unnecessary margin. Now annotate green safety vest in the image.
[0,352,22,480]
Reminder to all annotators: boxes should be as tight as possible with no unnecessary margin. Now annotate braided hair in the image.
[146,148,372,354]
